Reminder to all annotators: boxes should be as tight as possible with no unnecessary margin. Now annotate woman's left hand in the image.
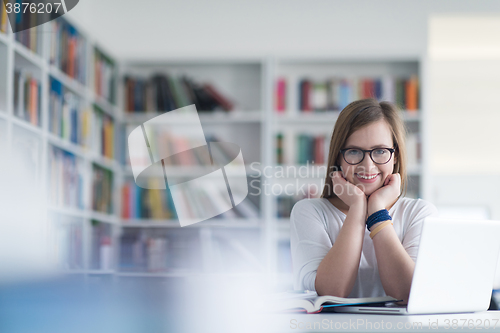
[367,173,401,216]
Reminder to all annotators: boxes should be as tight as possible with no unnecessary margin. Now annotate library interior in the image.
[1,1,500,332]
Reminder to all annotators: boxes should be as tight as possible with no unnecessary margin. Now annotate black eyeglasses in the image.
[340,147,395,165]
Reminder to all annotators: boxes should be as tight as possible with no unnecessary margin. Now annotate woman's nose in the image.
[359,152,376,170]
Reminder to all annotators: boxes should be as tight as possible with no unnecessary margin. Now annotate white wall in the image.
[66,0,500,60]
[428,15,500,220]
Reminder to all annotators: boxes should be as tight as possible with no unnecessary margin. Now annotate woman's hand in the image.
[367,173,401,216]
[331,171,367,211]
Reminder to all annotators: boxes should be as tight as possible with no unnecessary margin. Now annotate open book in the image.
[271,295,400,314]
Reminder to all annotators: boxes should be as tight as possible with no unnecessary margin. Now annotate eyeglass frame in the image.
[339,147,396,165]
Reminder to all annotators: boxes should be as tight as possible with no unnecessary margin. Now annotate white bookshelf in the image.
[0,16,121,276]
[0,20,429,290]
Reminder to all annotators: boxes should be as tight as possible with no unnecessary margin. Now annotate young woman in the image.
[290,98,438,304]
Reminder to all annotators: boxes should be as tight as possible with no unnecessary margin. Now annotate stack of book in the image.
[276,75,419,112]
[94,48,115,103]
[13,69,41,126]
[121,179,177,220]
[49,77,91,145]
[124,75,234,112]
[48,146,85,209]
[50,18,87,84]
[92,106,114,159]
[296,134,327,165]
[92,164,113,214]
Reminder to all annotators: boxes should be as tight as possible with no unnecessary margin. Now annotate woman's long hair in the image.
[320,98,408,199]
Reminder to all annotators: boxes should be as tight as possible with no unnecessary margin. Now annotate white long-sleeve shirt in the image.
[290,196,439,298]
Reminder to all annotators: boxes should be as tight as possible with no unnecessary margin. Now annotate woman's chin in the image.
[358,184,382,196]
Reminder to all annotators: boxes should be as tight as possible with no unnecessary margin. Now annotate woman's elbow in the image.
[315,276,350,297]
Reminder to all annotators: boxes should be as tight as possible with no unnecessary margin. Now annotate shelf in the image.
[13,42,45,68]
[49,65,88,97]
[0,31,9,46]
[48,133,121,172]
[86,270,116,275]
[123,164,261,178]
[90,153,121,172]
[116,271,198,278]
[120,218,262,228]
[122,110,263,124]
[266,164,422,179]
[48,206,86,218]
[11,116,43,135]
[48,133,89,158]
[90,211,119,224]
[93,92,117,118]
[274,110,420,123]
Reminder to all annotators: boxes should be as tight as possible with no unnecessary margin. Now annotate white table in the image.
[260,311,500,332]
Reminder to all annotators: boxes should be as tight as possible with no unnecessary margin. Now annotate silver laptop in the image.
[334,217,500,315]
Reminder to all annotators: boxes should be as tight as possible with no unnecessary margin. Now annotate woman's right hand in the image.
[331,171,367,210]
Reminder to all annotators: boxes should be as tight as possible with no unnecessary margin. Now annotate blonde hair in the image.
[320,98,408,199]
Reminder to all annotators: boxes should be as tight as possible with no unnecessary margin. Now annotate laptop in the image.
[334,217,500,315]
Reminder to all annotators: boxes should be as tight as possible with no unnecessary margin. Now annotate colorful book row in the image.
[121,178,259,221]
[125,129,229,167]
[297,134,327,165]
[12,3,43,54]
[50,18,87,84]
[124,75,234,112]
[277,132,420,167]
[13,69,41,126]
[49,77,88,144]
[121,179,177,220]
[94,48,116,104]
[275,75,419,112]
[92,164,113,214]
[92,105,115,159]
[49,146,85,209]
[49,79,116,160]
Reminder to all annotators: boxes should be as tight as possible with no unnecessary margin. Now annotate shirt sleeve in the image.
[290,199,333,291]
[401,199,440,262]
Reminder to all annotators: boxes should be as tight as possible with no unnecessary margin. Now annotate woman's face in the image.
[338,119,397,196]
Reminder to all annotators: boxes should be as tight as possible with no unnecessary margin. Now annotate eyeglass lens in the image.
[343,148,392,164]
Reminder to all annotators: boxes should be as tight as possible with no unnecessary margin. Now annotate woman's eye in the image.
[374,149,387,155]
[347,150,361,156]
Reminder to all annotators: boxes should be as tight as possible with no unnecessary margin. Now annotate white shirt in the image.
[290,196,439,298]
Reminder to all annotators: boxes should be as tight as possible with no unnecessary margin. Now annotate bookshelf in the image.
[0,13,429,290]
[0,15,121,277]
[116,60,266,276]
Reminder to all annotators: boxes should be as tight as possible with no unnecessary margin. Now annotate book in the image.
[271,295,400,314]
[124,74,235,112]
[278,75,419,113]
